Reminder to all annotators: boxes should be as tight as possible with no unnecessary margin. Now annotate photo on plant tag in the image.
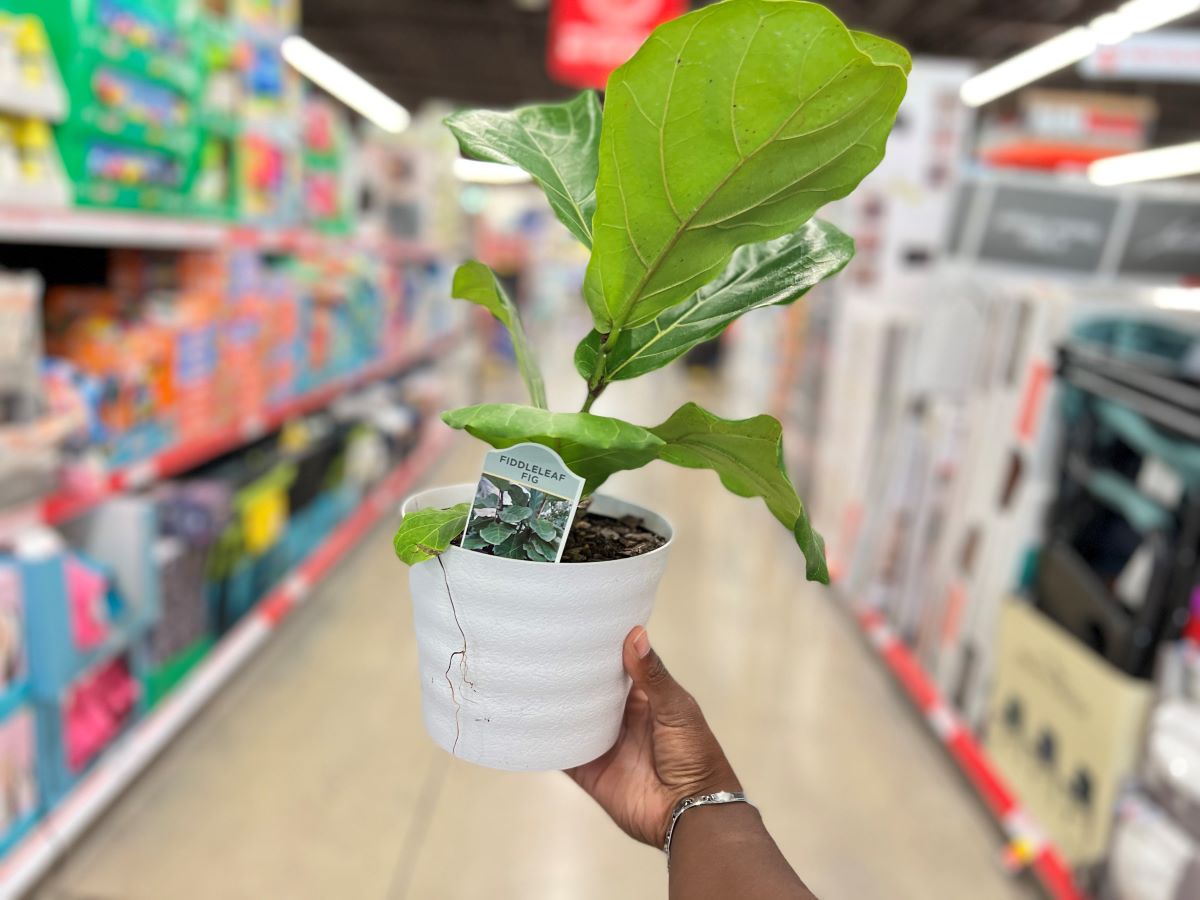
[461,472,576,562]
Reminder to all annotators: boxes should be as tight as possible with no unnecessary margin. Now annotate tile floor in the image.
[32,367,1039,900]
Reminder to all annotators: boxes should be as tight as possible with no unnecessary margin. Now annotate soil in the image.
[561,512,667,563]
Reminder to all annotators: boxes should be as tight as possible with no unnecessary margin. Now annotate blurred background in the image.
[0,1,1198,898]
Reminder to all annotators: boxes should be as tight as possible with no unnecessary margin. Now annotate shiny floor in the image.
[34,363,1037,900]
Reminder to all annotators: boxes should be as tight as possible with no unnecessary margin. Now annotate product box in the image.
[985,600,1154,865]
[0,708,39,851]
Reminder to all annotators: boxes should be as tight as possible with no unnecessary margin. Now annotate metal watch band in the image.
[663,790,753,863]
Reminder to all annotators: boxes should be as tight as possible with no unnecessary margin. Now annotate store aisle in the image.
[34,418,1035,900]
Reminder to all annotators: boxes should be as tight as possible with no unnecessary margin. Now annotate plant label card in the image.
[461,443,585,563]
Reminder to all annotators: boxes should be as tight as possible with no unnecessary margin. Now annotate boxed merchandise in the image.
[0,115,71,207]
[0,561,27,710]
[0,708,38,852]
[23,498,162,697]
[985,600,1154,865]
[1110,792,1200,900]
[59,656,138,775]
[13,0,204,212]
[0,12,68,121]
[43,286,178,465]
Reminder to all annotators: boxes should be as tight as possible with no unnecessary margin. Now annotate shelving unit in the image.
[0,424,455,900]
[41,330,463,525]
[0,206,440,260]
[852,607,1087,900]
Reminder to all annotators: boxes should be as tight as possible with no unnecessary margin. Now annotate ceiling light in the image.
[1150,288,1200,311]
[1089,12,1135,43]
[960,0,1200,106]
[1102,0,1200,35]
[453,159,533,185]
[960,28,1097,107]
[1088,141,1200,185]
[281,36,410,133]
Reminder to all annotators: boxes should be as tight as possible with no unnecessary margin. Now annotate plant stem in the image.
[581,385,604,413]
[580,329,619,413]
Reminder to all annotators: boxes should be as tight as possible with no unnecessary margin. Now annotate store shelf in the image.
[0,207,442,259]
[852,607,1087,900]
[0,424,454,900]
[0,207,227,249]
[41,330,462,525]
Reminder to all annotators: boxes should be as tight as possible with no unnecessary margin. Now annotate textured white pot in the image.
[402,484,673,771]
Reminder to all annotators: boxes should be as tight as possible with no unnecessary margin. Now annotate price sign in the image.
[547,0,687,89]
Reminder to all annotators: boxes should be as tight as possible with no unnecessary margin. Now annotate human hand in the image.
[566,627,742,847]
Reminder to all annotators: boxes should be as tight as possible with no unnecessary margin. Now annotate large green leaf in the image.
[499,505,533,525]
[531,518,558,541]
[649,402,828,583]
[442,404,663,494]
[392,503,470,566]
[445,91,602,247]
[583,0,908,336]
[452,261,547,408]
[480,521,518,545]
[576,220,853,383]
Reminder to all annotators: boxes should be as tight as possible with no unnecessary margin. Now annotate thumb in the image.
[623,627,695,722]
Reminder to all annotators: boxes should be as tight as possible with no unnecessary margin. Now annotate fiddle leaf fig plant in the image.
[394,0,910,584]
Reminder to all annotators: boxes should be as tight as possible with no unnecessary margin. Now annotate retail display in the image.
[0,0,473,877]
[0,0,1195,894]
[392,0,909,770]
[797,152,1200,895]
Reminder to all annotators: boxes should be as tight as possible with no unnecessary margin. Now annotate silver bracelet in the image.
[663,790,754,864]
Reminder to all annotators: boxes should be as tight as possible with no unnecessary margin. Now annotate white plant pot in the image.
[402,484,673,771]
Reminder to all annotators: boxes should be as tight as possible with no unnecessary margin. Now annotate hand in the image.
[566,627,742,847]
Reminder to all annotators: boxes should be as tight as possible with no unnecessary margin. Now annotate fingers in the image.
[623,627,696,722]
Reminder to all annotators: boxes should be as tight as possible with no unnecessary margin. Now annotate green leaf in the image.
[649,402,828,583]
[477,494,499,509]
[452,261,547,409]
[445,91,602,247]
[393,503,470,566]
[499,505,533,524]
[493,533,529,559]
[442,404,664,494]
[461,533,491,551]
[532,537,559,560]
[576,220,853,382]
[851,30,914,72]
[506,483,530,507]
[794,505,829,585]
[583,0,908,335]
[531,518,558,541]
[479,521,518,545]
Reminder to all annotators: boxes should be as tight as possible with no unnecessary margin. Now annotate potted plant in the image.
[394,0,909,771]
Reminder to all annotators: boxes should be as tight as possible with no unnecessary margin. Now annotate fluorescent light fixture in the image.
[281,36,410,133]
[960,27,1096,107]
[453,159,533,185]
[1088,140,1200,185]
[960,0,1200,106]
[1103,0,1200,36]
[1151,288,1200,311]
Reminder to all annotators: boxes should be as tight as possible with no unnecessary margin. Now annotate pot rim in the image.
[402,482,674,570]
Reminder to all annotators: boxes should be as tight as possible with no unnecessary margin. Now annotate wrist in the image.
[668,798,763,861]
[676,764,743,805]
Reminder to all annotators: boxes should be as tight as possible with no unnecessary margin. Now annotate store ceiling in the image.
[302,0,1197,134]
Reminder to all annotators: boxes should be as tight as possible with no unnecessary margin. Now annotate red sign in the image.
[547,0,688,89]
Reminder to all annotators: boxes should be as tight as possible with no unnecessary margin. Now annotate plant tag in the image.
[461,443,584,563]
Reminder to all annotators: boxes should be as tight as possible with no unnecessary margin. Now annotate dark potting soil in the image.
[560,512,667,563]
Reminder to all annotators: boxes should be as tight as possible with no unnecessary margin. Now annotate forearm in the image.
[668,804,817,900]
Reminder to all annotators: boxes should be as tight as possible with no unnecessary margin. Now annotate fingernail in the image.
[632,627,651,659]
